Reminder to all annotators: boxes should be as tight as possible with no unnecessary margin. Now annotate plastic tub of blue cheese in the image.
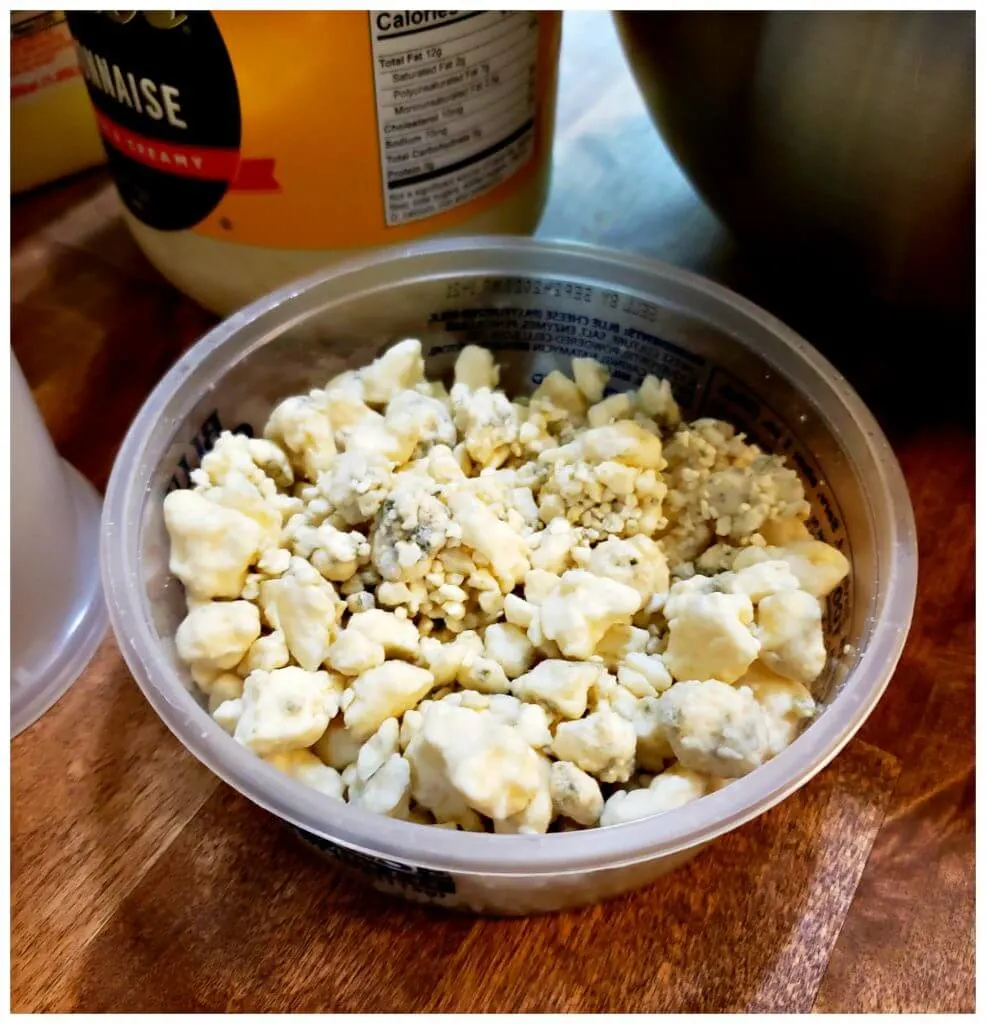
[101,237,916,915]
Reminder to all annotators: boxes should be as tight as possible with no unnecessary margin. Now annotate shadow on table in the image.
[719,246,976,446]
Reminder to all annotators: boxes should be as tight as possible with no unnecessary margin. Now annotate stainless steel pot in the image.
[615,11,974,316]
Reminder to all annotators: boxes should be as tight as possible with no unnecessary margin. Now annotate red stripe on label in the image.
[93,110,279,191]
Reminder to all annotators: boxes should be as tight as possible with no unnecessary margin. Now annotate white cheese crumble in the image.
[163,341,848,831]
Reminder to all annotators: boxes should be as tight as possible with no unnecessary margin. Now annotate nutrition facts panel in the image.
[369,11,540,226]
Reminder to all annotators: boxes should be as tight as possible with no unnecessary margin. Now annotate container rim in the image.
[102,236,917,876]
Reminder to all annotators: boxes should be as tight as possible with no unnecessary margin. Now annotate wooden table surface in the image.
[11,12,975,1013]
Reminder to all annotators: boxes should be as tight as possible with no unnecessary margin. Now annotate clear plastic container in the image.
[11,352,107,736]
[100,238,917,914]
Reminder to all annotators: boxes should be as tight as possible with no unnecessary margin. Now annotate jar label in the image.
[66,11,243,232]
[65,11,560,249]
[369,11,540,226]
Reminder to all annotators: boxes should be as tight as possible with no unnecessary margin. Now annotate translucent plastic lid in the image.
[10,354,108,737]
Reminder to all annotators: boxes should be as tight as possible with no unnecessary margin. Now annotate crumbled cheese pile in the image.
[163,340,850,833]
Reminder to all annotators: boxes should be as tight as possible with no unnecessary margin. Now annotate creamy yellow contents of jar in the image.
[162,340,850,833]
[125,167,552,317]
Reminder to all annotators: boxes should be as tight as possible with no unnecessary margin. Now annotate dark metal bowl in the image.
[615,11,973,317]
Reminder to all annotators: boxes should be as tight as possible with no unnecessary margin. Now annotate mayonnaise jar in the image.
[67,10,562,315]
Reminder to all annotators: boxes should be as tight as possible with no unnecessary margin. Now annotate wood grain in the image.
[422,741,899,1015]
[44,788,477,1013]
[41,740,897,1014]
[814,679,975,1013]
[813,432,976,1012]
[10,637,220,1012]
[9,11,974,1014]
